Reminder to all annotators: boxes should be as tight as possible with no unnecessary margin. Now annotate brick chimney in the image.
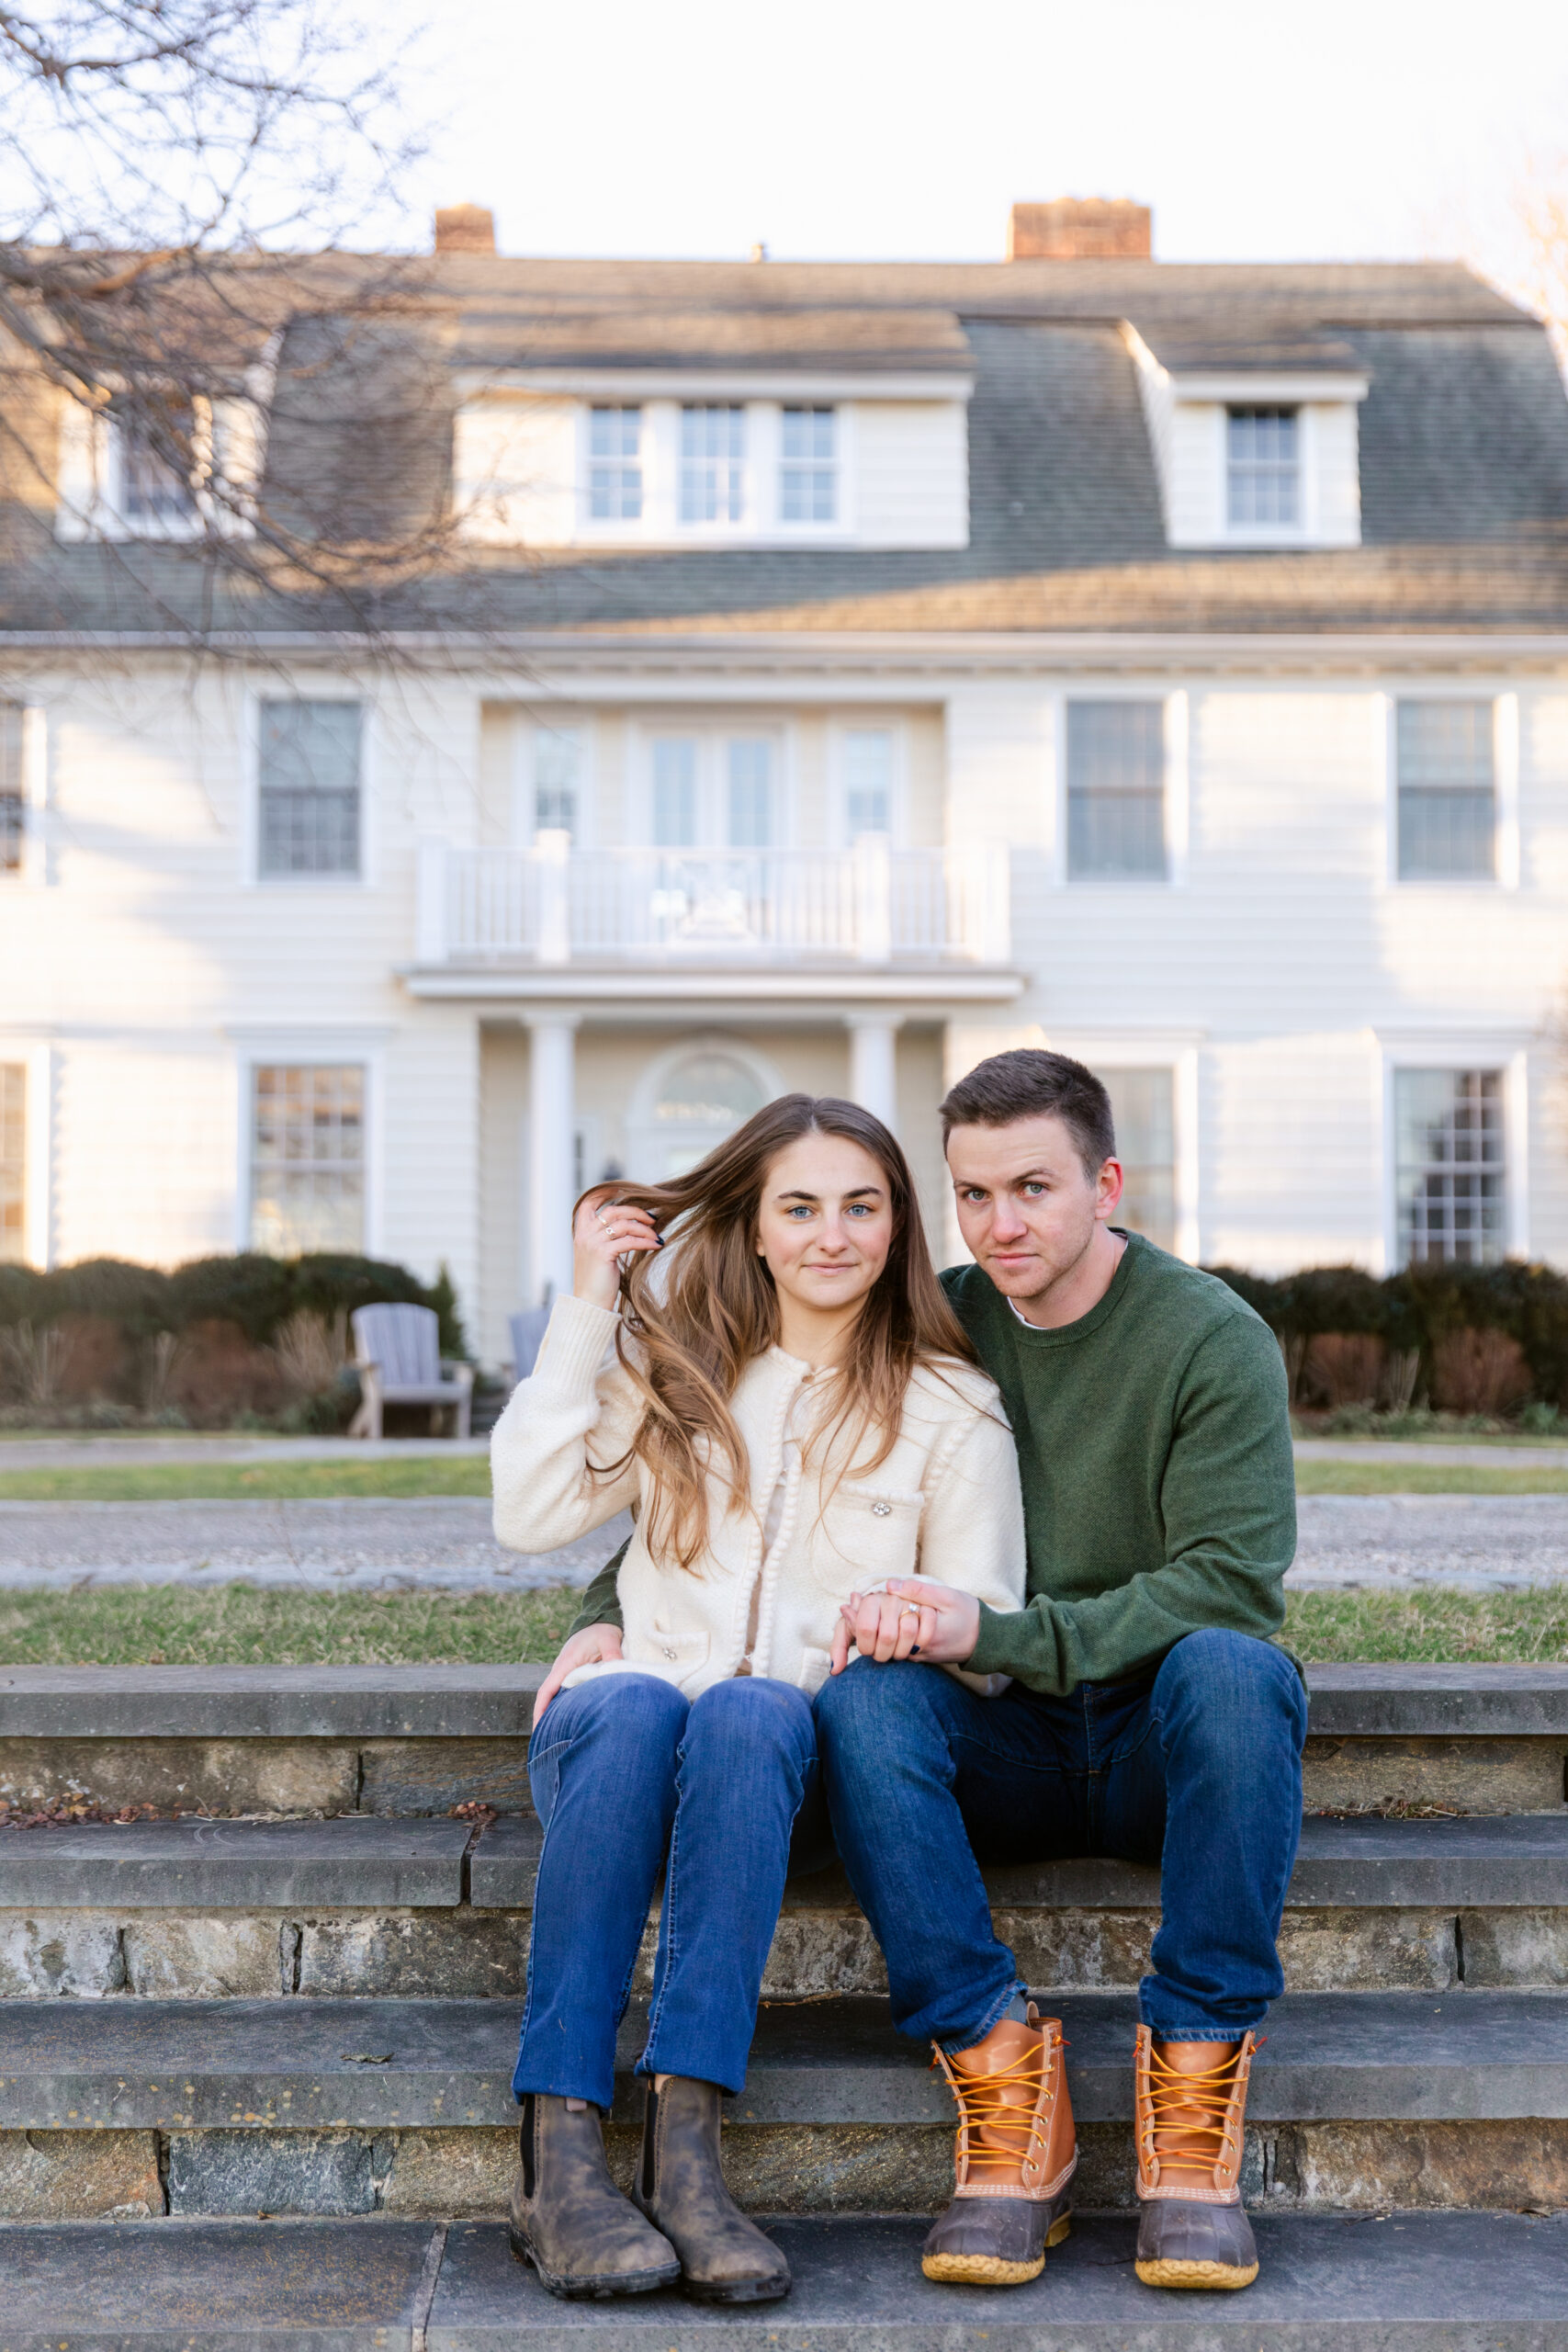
[434,204,496,256]
[1008,199,1151,260]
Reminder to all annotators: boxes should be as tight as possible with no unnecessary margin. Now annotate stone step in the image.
[0,1990,1559,2132]
[0,1815,471,1906]
[0,1664,1561,1817]
[475,1809,1568,1911]
[0,2211,1562,2347]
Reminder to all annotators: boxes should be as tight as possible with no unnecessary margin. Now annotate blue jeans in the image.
[513,1672,826,2111]
[813,1629,1306,2050]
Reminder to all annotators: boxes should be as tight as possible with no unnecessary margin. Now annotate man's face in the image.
[946,1114,1122,1303]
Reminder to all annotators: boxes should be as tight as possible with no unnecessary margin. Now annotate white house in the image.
[5,199,1568,1369]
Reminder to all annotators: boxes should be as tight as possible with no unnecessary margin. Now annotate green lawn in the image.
[1293,1460,1568,1496]
[0,1582,1557,1666]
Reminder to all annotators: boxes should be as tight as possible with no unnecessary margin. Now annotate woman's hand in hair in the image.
[829,1577,982,1675]
[572,1187,661,1310]
[533,1623,625,1727]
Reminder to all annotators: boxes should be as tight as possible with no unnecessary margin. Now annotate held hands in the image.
[532,1623,624,1727]
[828,1577,982,1677]
[572,1187,660,1310]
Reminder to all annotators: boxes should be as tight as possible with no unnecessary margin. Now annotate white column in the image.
[847,1014,902,1132]
[526,1014,578,1305]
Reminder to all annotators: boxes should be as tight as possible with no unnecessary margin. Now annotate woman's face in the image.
[755,1131,896,1321]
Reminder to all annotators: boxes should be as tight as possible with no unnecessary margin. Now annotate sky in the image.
[378,0,1568,302]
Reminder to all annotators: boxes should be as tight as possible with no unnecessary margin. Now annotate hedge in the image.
[0,1253,467,1359]
[1206,1260,1568,1408]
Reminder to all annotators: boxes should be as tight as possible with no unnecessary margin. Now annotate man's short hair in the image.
[940,1048,1116,1178]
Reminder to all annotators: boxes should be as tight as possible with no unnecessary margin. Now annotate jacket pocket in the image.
[814,1485,923,1593]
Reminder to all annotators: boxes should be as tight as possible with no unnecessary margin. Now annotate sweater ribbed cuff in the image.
[964,1599,1028,1681]
[532,1294,620,1397]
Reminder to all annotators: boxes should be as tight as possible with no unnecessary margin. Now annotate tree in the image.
[0,3,448,632]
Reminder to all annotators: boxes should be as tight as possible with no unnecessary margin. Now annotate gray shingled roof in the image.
[3,256,1566,639]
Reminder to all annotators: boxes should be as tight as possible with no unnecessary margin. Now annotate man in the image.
[558,1049,1302,2295]
[816,1048,1302,2293]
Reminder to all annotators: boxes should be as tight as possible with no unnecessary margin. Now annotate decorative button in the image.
[871,1501,892,1518]
[662,1646,677,1659]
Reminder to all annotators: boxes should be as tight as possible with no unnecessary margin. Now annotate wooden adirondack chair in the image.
[509,1285,554,1385]
[347,1304,474,1441]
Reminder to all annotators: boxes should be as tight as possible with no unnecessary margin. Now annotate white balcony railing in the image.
[415,834,1010,967]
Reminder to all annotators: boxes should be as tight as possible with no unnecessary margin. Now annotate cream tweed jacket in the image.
[491,1293,1027,1701]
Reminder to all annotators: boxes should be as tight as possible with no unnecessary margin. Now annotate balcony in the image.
[413,833,1010,970]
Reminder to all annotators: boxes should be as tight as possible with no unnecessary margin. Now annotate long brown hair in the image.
[589,1094,976,1569]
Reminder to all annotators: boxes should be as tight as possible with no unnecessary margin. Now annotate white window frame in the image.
[584,403,644,525]
[243,690,374,888]
[1051,1038,1201,1264]
[829,720,907,848]
[625,1033,784,1186]
[571,397,856,544]
[231,1034,387,1258]
[55,393,264,544]
[1224,405,1303,533]
[1055,690,1187,888]
[514,718,595,848]
[1377,1041,1529,1272]
[1378,692,1517,893]
[776,402,841,531]
[0,1042,54,1269]
[628,721,795,850]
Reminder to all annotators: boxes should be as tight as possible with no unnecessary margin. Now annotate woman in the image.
[491,1094,1025,2306]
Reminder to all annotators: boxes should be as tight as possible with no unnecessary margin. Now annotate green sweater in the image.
[565,1233,1297,1696]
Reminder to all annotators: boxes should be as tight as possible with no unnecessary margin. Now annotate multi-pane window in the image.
[533,728,581,837]
[258,701,362,877]
[0,1065,24,1262]
[1097,1068,1176,1255]
[588,406,642,521]
[1227,407,1299,528]
[727,739,773,847]
[0,703,23,875]
[781,406,836,523]
[680,405,745,523]
[117,401,198,526]
[842,729,894,836]
[1397,701,1495,880]
[1395,1069,1506,1266]
[251,1065,365,1256]
[652,739,698,846]
[1066,701,1167,879]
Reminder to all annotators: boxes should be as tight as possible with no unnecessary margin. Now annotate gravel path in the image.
[0,1498,630,1590]
[0,1494,1564,1592]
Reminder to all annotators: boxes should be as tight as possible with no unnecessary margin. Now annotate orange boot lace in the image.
[1140,2041,1249,2190]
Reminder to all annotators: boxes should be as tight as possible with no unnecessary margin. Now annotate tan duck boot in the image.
[921,2003,1077,2286]
[509,2093,681,2301]
[1133,2027,1260,2290]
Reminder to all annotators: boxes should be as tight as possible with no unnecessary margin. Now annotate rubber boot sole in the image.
[681,2271,792,2305]
[1134,2253,1259,2290]
[921,2205,1071,2285]
[509,2227,682,2301]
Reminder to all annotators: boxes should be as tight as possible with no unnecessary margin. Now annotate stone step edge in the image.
[0,1990,1561,2130]
[1,1662,1566,1739]
[0,2211,1560,2346]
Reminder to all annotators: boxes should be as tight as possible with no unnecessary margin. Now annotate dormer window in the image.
[680,404,745,523]
[1226,407,1298,529]
[781,406,836,523]
[118,406,199,527]
[589,405,642,521]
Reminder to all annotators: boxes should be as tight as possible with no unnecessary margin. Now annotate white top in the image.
[491,1294,1028,1702]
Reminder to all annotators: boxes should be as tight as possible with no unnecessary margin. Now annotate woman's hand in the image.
[572,1187,660,1310]
[532,1623,624,1726]
[829,1577,982,1675]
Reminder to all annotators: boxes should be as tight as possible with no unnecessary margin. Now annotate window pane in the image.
[680,404,745,523]
[250,1065,365,1256]
[116,398,197,525]
[1066,702,1167,879]
[1395,1069,1506,1266]
[1397,702,1495,879]
[780,405,836,524]
[589,404,642,521]
[652,739,697,845]
[1227,406,1299,527]
[0,1063,24,1262]
[534,728,581,837]
[727,739,773,846]
[0,702,22,874]
[1096,1067,1176,1253]
[843,728,893,836]
[258,702,362,877]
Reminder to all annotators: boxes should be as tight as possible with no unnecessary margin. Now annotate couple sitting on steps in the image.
[490,1047,1303,2305]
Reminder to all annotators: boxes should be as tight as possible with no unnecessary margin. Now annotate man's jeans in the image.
[813,1629,1306,2051]
[513,1672,825,2112]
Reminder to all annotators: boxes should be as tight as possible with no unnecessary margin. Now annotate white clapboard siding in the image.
[1307,401,1362,546]
[852,401,968,548]
[52,398,107,543]
[453,397,577,546]
[1166,402,1226,546]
